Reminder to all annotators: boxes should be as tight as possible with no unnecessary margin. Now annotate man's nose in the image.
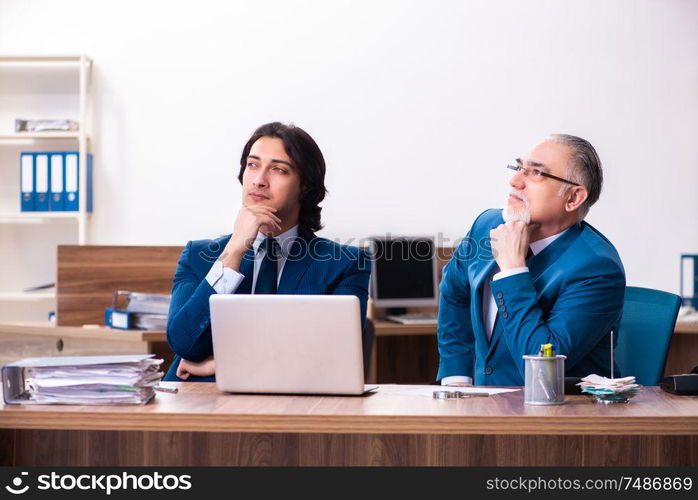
[253,169,268,188]
[509,169,526,190]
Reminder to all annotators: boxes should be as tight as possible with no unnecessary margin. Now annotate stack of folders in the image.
[105,291,171,330]
[1,355,164,405]
[20,151,93,212]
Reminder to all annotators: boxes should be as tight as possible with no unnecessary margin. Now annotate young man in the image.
[437,134,625,387]
[164,122,370,381]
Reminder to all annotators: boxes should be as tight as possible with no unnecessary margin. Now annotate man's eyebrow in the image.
[516,157,547,169]
[247,155,295,168]
[270,158,294,168]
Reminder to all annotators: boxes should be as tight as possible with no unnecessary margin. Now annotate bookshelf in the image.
[0,55,93,319]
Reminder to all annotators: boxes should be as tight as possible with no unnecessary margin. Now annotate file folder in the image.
[105,308,132,329]
[20,152,35,212]
[64,152,93,212]
[34,153,50,211]
[49,152,65,211]
[65,152,78,211]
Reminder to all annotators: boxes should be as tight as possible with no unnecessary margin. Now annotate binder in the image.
[64,152,79,211]
[20,153,35,212]
[105,308,132,329]
[49,152,65,211]
[34,153,50,211]
[64,152,93,212]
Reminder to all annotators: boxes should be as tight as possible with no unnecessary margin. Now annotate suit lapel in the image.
[471,223,499,352]
[277,236,314,293]
[526,222,583,282]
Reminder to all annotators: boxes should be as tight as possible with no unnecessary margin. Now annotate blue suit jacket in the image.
[164,232,371,382]
[437,209,626,386]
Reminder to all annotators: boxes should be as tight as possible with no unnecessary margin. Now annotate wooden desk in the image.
[369,320,698,384]
[1,384,696,466]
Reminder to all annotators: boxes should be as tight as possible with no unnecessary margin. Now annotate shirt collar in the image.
[529,227,569,256]
[252,224,299,258]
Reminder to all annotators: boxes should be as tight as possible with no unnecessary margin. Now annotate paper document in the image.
[3,354,164,405]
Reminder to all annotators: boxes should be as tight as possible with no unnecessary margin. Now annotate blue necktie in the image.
[254,237,280,294]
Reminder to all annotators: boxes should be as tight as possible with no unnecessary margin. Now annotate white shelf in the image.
[0,55,91,66]
[0,291,55,301]
[0,132,81,139]
[0,212,83,223]
[0,132,86,142]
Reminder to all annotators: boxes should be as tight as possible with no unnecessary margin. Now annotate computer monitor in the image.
[368,236,439,309]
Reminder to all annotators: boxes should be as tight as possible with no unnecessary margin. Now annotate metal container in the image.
[523,354,566,405]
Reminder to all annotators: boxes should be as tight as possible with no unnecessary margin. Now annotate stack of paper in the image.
[7,355,164,405]
[577,374,641,400]
[107,291,171,330]
[122,292,171,315]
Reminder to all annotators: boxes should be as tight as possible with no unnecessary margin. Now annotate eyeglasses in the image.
[507,164,580,186]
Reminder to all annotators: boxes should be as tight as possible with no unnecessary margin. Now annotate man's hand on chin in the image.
[490,221,539,271]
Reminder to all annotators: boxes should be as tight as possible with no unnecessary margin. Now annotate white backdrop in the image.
[0,0,696,296]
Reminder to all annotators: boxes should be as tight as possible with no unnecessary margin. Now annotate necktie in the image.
[254,237,280,294]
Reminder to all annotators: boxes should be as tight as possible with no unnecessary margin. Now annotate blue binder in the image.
[64,152,93,212]
[34,153,50,212]
[49,152,66,211]
[64,152,79,211]
[20,153,35,212]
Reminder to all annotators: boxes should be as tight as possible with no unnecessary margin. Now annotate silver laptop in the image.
[210,294,372,395]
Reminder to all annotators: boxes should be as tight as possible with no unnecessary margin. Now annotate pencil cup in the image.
[523,355,566,405]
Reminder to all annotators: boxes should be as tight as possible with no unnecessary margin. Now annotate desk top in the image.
[1,384,697,435]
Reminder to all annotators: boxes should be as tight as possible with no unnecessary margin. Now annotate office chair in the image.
[615,286,681,385]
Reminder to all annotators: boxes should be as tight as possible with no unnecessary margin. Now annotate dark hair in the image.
[238,122,327,235]
[549,134,603,218]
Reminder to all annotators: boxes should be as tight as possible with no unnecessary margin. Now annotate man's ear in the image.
[565,186,588,213]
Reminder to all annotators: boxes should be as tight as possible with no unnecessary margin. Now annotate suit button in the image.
[496,292,503,299]
[485,367,493,375]
[502,312,509,319]
[498,298,504,305]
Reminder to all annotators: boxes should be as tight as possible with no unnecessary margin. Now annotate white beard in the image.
[503,192,531,224]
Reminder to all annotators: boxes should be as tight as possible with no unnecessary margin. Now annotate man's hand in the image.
[489,221,538,271]
[176,356,216,379]
[219,205,282,270]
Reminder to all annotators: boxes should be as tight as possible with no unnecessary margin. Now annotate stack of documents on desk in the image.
[106,291,171,330]
[2,355,163,405]
[577,374,641,397]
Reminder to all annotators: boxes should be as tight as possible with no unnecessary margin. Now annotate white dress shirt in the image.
[205,225,299,294]
[442,228,569,385]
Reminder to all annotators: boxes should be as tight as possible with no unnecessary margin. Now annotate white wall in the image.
[0,0,697,296]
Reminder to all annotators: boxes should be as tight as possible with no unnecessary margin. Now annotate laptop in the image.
[210,294,374,395]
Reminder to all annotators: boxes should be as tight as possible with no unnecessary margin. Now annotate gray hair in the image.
[548,134,603,219]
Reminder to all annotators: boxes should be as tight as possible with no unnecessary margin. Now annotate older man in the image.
[437,134,625,387]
